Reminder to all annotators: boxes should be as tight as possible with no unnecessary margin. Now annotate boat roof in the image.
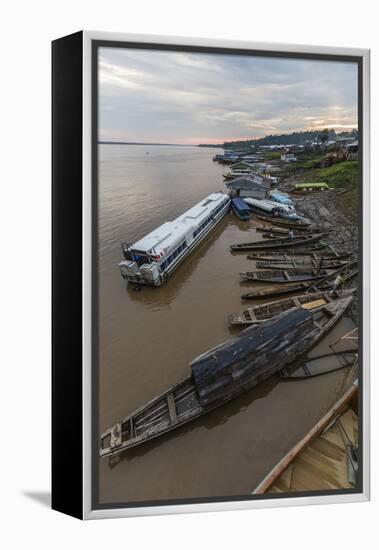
[191,308,311,383]
[244,197,291,212]
[270,192,293,205]
[226,175,270,189]
[231,197,250,211]
[131,192,229,254]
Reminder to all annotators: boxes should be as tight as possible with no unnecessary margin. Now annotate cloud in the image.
[98,47,358,144]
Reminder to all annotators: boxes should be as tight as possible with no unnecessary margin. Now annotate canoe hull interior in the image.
[280,350,358,378]
[100,378,204,457]
[255,260,348,270]
[246,246,340,260]
[228,291,347,325]
[241,264,358,300]
[240,268,331,283]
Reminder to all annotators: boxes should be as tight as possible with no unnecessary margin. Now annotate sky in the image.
[98,47,358,145]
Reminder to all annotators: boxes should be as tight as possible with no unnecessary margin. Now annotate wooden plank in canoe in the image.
[301,298,327,310]
[167,393,178,422]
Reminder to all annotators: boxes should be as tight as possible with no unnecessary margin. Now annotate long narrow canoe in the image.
[240,268,332,283]
[248,251,352,262]
[255,258,348,270]
[252,381,358,494]
[256,225,314,235]
[100,296,353,458]
[241,264,357,299]
[256,214,311,228]
[230,233,327,251]
[262,231,329,240]
[280,350,358,378]
[228,289,353,326]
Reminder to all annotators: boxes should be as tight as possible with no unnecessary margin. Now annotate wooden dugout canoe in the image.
[100,296,353,458]
[240,268,332,284]
[230,233,327,251]
[249,251,352,262]
[228,289,353,326]
[241,263,358,300]
[256,225,314,235]
[256,214,311,228]
[280,350,358,378]
[245,244,335,259]
[262,231,330,240]
[255,258,348,270]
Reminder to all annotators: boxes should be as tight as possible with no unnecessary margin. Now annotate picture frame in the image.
[52,30,370,520]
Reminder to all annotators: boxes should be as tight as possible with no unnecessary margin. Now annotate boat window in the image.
[162,241,187,268]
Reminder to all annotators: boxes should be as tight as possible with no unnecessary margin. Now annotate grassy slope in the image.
[284,159,358,189]
[308,161,358,188]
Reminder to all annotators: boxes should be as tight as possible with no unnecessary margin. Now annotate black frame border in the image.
[52,30,84,519]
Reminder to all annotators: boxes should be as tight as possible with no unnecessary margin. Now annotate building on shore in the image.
[225,174,270,199]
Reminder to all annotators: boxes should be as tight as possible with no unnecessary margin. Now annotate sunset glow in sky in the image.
[99,47,358,144]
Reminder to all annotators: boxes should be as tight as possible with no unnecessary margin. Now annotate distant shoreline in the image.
[98,141,223,148]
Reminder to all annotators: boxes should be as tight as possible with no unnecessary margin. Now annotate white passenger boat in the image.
[119,192,231,286]
[244,197,303,221]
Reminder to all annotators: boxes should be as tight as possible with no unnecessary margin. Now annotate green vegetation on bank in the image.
[262,151,281,160]
[283,156,359,222]
[282,155,325,173]
[292,161,358,188]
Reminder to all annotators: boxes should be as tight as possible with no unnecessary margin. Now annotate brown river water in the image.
[98,144,355,504]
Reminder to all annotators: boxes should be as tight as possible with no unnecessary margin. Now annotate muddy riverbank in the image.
[291,190,358,324]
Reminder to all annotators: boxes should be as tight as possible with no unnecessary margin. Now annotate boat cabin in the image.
[231,197,251,221]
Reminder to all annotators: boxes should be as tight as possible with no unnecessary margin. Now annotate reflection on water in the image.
[98,144,356,504]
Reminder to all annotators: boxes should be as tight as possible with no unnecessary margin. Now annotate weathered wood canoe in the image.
[249,251,352,262]
[280,350,358,378]
[256,225,317,235]
[240,268,332,283]
[100,296,353,458]
[255,258,348,270]
[252,380,358,494]
[228,289,353,326]
[241,263,358,300]
[256,214,311,228]
[191,295,353,407]
[246,246,341,260]
[230,233,327,251]
[262,230,329,240]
